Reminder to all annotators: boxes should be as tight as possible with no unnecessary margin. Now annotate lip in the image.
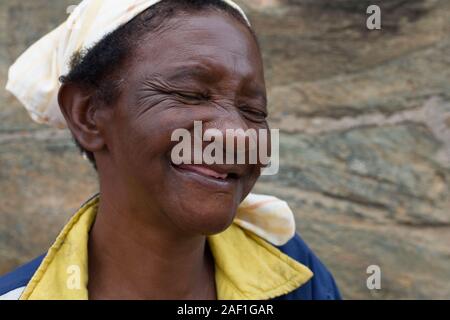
[177,164,229,179]
[169,162,239,191]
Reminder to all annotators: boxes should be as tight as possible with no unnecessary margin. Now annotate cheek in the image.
[247,164,261,186]
[108,105,199,173]
[104,112,169,176]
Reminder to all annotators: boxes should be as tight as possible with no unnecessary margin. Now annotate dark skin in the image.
[58,11,269,300]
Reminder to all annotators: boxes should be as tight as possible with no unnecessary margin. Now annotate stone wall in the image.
[0,0,449,299]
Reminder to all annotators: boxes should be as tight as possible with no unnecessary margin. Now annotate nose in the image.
[203,108,259,165]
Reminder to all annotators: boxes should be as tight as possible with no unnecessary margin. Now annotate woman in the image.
[0,0,341,300]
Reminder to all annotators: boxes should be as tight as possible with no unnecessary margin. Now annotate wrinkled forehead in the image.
[129,11,264,80]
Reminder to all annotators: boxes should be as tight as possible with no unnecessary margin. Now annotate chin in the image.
[172,195,240,235]
[159,159,254,235]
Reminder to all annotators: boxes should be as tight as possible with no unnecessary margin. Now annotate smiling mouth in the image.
[177,164,227,179]
[170,162,240,182]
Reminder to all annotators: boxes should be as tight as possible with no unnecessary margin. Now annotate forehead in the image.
[129,11,264,82]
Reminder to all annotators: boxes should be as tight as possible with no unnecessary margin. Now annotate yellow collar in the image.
[20,196,312,300]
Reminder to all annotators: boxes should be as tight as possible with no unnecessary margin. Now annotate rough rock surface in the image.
[1,0,449,299]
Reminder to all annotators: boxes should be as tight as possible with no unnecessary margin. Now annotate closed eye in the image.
[172,91,209,103]
[240,106,267,123]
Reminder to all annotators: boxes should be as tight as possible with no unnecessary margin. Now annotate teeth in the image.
[177,164,228,180]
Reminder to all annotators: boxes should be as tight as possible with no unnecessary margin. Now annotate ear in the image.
[57,83,106,153]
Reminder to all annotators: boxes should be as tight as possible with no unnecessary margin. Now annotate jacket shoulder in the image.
[0,254,45,298]
[275,234,342,300]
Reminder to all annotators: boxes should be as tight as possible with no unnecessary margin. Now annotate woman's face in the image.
[98,11,268,235]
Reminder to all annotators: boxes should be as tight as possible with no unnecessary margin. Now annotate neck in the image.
[87,188,216,300]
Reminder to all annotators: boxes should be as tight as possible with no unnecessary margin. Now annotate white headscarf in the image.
[5,0,297,246]
[6,0,250,128]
